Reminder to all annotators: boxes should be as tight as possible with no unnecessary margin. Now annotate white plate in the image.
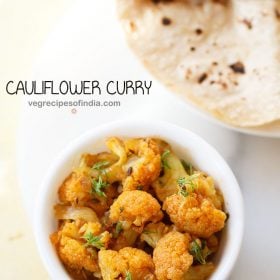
[17,1,280,279]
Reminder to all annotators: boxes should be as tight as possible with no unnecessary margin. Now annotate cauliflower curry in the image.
[50,137,227,280]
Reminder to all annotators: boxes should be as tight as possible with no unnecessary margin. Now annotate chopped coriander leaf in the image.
[91,176,108,197]
[177,174,199,193]
[190,240,205,264]
[181,160,194,175]
[161,150,171,169]
[113,222,123,238]
[125,271,132,280]
[92,161,109,171]
[177,177,187,187]
[83,232,104,249]
[190,240,207,264]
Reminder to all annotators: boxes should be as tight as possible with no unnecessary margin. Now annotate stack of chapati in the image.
[117,0,280,127]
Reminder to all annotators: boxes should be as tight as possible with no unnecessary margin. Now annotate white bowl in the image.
[34,120,244,280]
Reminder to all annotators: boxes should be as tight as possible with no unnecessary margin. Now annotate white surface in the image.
[18,0,280,279]
[34,120,243,280]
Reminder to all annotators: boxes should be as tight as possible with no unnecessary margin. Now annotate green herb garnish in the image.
[83,232,104,249]
[125,271,132,280]
[177,177,187,187]
[190,240,206,265]
[161,150,171,169]
[177,174,199,196]
[92,161,109,171]
[91,176,108,197]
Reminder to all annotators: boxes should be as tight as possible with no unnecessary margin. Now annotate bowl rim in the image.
[33,119,244,280]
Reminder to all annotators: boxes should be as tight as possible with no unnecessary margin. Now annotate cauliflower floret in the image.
[54,221,81,239]
[58,144,123,207]
[78,222,111,250]
[104,137,127,183]
[59,178,117,219]
[194,173,224,210]
[98,250,127,280]
[140,222,170,248]
[122,138,161,191]
[58,152,113,205]
[98,247,155,280]
[58,172,92,205]
[58,173,119,217]
[50,220,114,276]
[109,190,163,227]
[79,221,112,249]
[163,193,226,238]
[50,222,100,275]
[58,235,99,273]
[152,150,188,202]
[120,247,155,280]
[79,221,102,236]
[153,231,193,280]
